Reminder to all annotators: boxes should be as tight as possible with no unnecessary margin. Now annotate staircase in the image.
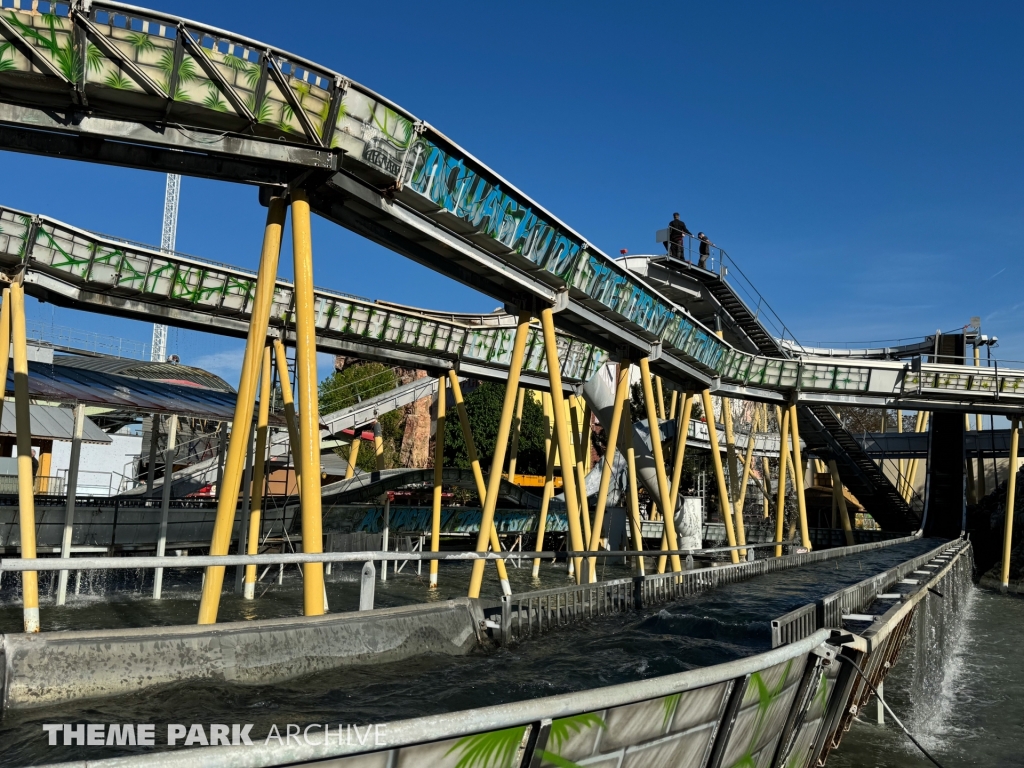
[799,405,920,531]
[685,267,920,532]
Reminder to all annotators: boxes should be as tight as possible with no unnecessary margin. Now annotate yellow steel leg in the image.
[619,389,645,576]
[703,389,739,563]
[668,392,694,525]
[507,388,525,482]
[668,390,679,421]
[345,437,361,479]
[655,376,666,421]
[11,283,38,632]
[290,189,325,617]
[588,360,630,581]
[569,395,592,548]
[468,312,532,597]
[0,289,9,435]
[448,371,511,594]
[244,345,272,599]
[788,403,812,550]
[430,375,446,588]
[733,407,758,555]
[532,392,556,578]
[640,359,682,573]
[722,395,746,555]
[273,340,301,493]
[828,459,855,546]
[582,401,593,474]
[198,199,286,625]
[1001,417,1019,589]
[373,423,385,471]
[774,406,791,557]
[538,308,586,583]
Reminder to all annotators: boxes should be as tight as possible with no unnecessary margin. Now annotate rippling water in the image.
[0,539,956,766]
[830,586,1024,768]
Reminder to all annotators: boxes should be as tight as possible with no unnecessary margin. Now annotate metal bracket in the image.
[648,339,663,361]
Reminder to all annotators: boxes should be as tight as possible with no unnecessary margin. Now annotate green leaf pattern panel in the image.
[720,658,807,768]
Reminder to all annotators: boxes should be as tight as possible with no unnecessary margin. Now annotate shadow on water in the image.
[0,539,949,765]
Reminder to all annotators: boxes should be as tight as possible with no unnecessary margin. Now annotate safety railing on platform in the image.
[770,537,967,647]
[499,533,921,645]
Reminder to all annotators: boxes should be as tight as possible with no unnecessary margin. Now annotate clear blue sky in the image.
[5,1,1024,381]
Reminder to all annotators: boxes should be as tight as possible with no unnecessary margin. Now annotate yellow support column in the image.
[655,376,666,421]
[1001,416,1019,589]
[774,406,791,557]
[198,199,286,625]
[345,438,361,479]
[244,346,273,599]
[587,360,630,581]
[468,312,532,597]
[538,308,587,583]
[430,375,446,588]
[273,340,302,493]
[639,359,681,573]
[507,388,525,482]
[733,408,758,555]
[788,403,812,550]
[667,392,695,525]
[668,390,679,421]
[11,283,38,632]
[722,396,746,554]
[532,392,556,578]
[828,460,856,546]
[619,389,645,576]
[290,189,325,617]
[0,288,10,423]
[448,371,511,595]
[373,422,385,471]
[703,389,739,563]
[569,395,592,548]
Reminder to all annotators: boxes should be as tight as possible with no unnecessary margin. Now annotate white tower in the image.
[151,174,180,362]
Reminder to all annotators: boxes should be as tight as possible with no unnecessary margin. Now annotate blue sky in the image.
[5,1,1024,382]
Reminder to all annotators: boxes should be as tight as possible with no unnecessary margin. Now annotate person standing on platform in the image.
[698,232,713,269]
[666,213,691,262]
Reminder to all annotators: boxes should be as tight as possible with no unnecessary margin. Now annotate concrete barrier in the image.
[0,599,484,711]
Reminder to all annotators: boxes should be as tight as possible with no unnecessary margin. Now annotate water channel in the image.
[1,538,986,766]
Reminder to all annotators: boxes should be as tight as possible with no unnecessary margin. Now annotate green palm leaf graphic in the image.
[103,70,133,90]
[125,32,155,54]
[0,42,14,72]
[446,726,526,768]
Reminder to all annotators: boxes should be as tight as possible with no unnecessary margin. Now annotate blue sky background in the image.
[5,1,1024,382]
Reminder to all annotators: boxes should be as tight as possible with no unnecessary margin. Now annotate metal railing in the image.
[500,533,921,645]
[770,538,967,647]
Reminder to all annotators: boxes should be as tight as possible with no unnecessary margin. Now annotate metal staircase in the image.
[684,266,920,532]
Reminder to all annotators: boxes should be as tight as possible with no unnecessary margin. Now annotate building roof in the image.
[0,402,111,443]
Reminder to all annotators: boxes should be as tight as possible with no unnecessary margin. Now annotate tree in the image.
[318,362,402,471]
[443,383,548,477]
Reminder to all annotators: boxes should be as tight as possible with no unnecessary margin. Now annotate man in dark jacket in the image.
[666,213,691,261]
[697,232,713,269]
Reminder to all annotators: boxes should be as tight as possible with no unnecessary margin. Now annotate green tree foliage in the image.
[443,383,548,476]
[318,362,402,471]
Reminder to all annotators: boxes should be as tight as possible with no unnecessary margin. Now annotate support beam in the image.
[1001,416,1019,590]
[11,282,39,631]
[532,392,557,578]
[655,376,666,421]
[668,392,694,518]
[775,406,791,557]
[788,403,812,550]
[447,371,511,595]
[588,360,630,581]
[507,388,525,482]
[828,459,856,546]
[668,389,679,421]
[146,415,160,494]
[291,189,325,616]
[703,389,739,564]
[244,346,273,599]
[273,340,301,492]
[0,289,9,430]
[733,407,759,557]
[430,375,446,589]
[640,358,681,573]
[56,403,85,606]
[345,437,361,479]
[153,413,179,599]
[538,308,586,584]
[198,198,286,625]
[619,384,645,576]
[468,311,531,597]
[722,394,746,554]
[373,422,385,472]
[569,394,592,549]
